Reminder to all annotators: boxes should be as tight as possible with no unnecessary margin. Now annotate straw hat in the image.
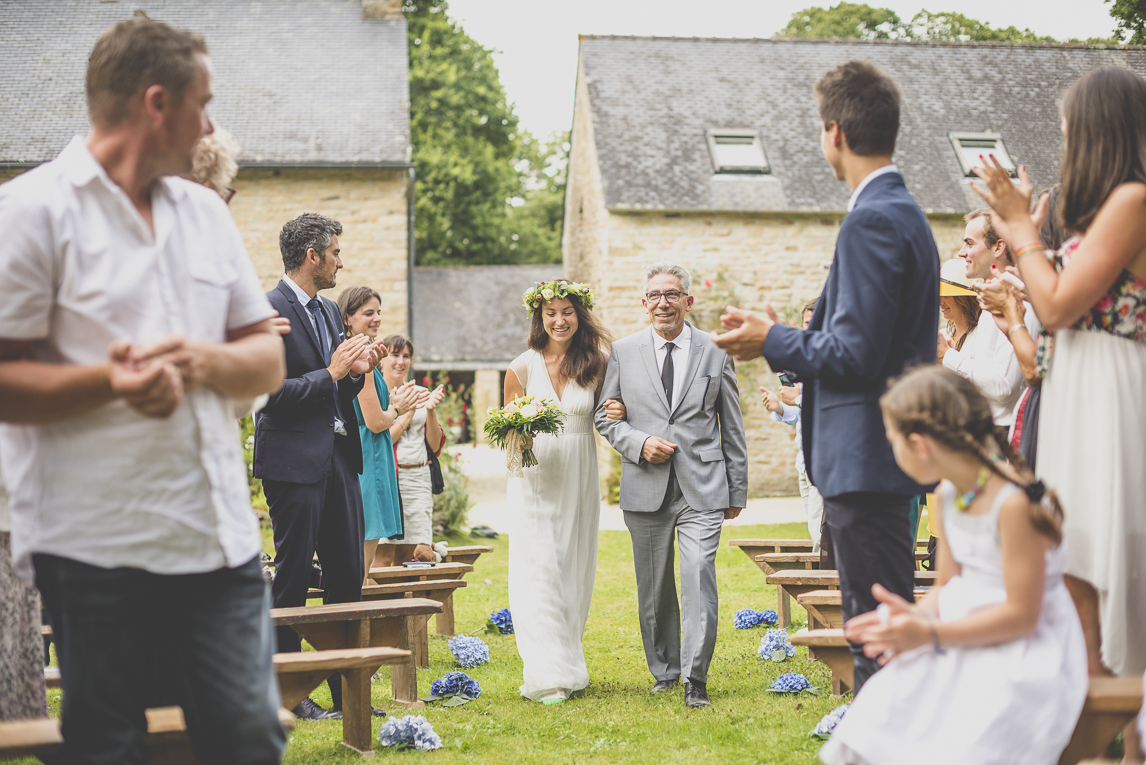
[940,258,977,297]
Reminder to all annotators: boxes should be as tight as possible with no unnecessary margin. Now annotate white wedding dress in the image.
[506,349,600,701]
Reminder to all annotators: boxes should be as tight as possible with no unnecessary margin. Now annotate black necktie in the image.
[307,297,346,424]
[662,342,675,407]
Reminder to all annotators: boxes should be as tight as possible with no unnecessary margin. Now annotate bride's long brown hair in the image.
[527,279,612,388]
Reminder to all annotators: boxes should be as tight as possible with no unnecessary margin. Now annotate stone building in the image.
[564,35,1146,496]
[0,0,413,333]
[412,264,563,442]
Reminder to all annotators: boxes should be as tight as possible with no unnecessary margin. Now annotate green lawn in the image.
[31,521,854,764]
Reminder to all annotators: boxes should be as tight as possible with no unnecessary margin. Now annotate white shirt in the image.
[847,164,900,212]
[943,301,1039,427]
[651,322,692,408]
[0,137,275,580]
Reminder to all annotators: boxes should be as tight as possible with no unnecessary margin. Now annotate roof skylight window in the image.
[949,132,1017,178]
[706,129,770,174]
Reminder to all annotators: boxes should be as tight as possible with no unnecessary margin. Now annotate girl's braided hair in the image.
[880,365,1063,544]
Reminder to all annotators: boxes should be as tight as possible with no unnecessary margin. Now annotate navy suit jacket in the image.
[253,280,365,484]
[763,172,939,499]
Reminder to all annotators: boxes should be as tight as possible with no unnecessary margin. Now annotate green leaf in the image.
[484,620,499,635]
[770,649,788,662]
[441,695,471,707]
[420,694,443,703]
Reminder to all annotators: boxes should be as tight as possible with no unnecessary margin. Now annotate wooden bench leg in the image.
[340,667,374,755]
[434,592,456,636]
[389,616,425,709]
[1058,710,1138,765]
[778,585,792,628]
[415,620,430,670]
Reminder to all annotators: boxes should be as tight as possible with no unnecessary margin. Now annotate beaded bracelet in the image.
[1013,242,1045,263]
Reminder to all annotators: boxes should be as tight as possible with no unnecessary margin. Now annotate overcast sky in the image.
[446,0,1119,140]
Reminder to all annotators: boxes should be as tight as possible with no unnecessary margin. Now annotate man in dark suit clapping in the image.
[254,213,382,719]
[713,60,939,691]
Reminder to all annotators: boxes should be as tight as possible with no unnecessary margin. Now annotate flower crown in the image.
[522,279,597,316]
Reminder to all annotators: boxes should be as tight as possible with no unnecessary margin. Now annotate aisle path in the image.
[455,443,805,533]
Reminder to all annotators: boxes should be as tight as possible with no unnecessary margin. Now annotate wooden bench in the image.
[0,707,295,764]
[766,570,937,612]
[1058,676,1143,765]
[271,598,441,754]
[274,646,410,711]
[442,545,493,566]
[795,588,931,630]
[360,579,468,668]
[366,562,474,637]
[790,629,853,696]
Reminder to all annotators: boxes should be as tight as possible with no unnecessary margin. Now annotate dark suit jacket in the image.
[253,279,365,484]
[763,171,939,499]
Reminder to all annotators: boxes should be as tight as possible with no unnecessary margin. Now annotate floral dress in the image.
[1036,235,1146,676]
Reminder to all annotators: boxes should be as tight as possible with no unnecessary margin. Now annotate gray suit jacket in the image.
[594,323,748,513]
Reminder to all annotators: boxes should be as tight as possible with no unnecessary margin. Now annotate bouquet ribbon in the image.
[505,430,535,478]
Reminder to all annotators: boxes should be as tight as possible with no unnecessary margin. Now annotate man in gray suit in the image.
[595,261,748,708]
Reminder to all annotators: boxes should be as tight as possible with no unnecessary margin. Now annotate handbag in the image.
[425,437,445,495]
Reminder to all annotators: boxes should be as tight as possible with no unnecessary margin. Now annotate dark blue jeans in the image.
[34,554,286,765]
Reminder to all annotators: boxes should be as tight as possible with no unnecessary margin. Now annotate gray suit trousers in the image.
[623,473,723,684]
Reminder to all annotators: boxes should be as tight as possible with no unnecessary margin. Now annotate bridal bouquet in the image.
[484,395,565,477]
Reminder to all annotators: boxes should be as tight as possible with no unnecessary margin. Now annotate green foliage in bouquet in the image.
[483,395,564,469]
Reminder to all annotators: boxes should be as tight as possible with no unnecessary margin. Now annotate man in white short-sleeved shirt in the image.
[0,19,286,763]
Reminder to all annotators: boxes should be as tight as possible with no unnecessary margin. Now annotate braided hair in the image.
[880,365,1063,544]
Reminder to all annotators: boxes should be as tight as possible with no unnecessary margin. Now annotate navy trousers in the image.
[34,554,285,765]
[822,491,916,692]
[263,434,364,710]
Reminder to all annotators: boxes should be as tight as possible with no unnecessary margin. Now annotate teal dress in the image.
[356,369,403,541]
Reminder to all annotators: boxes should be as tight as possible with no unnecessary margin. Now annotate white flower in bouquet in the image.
[484,395,565,476]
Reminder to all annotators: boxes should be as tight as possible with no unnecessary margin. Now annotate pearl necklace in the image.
[953,468,991,512]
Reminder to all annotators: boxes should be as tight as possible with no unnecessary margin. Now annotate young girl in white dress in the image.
[505,279,611,705]
[820,365,1087,765]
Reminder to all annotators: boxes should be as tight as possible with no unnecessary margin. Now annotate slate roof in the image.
[0,0,410,165]
[578,36,1146,213]
[412,265,564,368]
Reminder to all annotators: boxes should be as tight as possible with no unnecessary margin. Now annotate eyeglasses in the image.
[222,188,237,205]
[645,291,686,304]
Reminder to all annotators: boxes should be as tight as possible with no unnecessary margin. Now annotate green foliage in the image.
[909,10,1055,42]
[778,3,1070,43]
[604,449,621,505]
[422,373,472,443]
[404,1,564,266]
[1108,0,1146,43]
[239,415,267,511]
[432,449,473,536]
[780,2,906,39]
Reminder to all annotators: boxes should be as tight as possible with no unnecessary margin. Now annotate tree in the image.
[1109,0,1146,43]
[779,2,906,39]
[506,131,569,265]
[778,4,1070,43]
[908,11,1055,42]
[404,0,562,266]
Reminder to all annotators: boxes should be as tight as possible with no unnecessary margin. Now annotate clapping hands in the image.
[844,584,931,665]
[711,304,782,361]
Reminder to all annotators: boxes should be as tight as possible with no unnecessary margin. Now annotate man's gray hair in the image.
[279,212,343,273]
[643,261,692,294]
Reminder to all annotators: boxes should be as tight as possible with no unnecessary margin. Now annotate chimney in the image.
[362,0,403,19]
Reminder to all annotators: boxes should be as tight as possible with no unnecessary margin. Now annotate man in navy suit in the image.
[254,213,381,718]
[714,60,938,691]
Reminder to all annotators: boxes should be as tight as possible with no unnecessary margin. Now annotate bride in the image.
[505,278,611,705]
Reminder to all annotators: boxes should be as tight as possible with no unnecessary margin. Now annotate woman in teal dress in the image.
[337,286,424,582]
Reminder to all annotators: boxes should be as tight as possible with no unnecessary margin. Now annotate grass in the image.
[27,520,857,764]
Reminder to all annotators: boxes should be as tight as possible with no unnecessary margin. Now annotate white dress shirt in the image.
[0,137,275,580]
[651,322,692,409]
[847,164,900,212]
[943,302,1039,427]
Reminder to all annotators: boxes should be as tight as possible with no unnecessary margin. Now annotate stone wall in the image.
[230,167,409,334]
[569,208,967,497]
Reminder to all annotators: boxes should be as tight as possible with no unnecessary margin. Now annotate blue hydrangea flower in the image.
[812,704,850,738]
[757,628,797,661]
[448,634,490,668]
[733,608,779,629]
[489,608,514,634]
[430,671,481,699]
[377,714,442,750]
[770,672,812,693]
